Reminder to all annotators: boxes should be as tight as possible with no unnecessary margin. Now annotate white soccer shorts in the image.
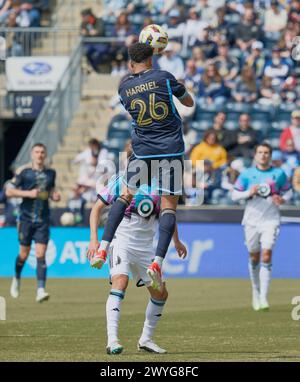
[109,240,159,287]
[244,224,280,253]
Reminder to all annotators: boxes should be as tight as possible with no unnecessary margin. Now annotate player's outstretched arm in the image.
[172,224,187,259]
[87,199,106,257]
[231,185,259,202]
[5,187,39,199]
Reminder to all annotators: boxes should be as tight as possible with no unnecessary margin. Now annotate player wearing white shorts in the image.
[232,143,292,311]
[87,176,187,355]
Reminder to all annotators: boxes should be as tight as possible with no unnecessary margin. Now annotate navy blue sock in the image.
[37,258,47,289]
[102,198,130,242]
[15,255,25,280]
[155,210,176,260]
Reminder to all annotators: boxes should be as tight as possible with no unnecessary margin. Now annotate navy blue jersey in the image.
[11,166,56,223]
[118,69,188,158]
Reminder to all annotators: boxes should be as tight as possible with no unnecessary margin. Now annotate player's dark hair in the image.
[32,143,47,151]
[254,142,273,155]
[128,42,153,63]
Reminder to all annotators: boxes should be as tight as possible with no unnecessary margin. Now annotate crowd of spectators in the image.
[91,0,300,205]
[0,0,51,56]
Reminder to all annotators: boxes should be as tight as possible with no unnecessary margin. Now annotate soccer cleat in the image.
[147,262,163,291]
[106,341,123,355]
[10,277,20,299]
[138,339,167,354]
[260,298,270,311]
[36,288,50,303]
[90,250,107,269]
[252,291,260,311]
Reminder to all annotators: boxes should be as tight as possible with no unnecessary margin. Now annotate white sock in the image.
[260,262,272,301]
[99,240,110,252]
[140,298,166,342]
[248,260,260,295]
[106,289,124,345]
[154,256,163,267]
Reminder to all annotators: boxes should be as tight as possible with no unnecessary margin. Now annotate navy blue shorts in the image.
[124,154,184,195]
[18,220,50,246]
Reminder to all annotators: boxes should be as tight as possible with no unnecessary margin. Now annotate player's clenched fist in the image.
[86,241,100,260]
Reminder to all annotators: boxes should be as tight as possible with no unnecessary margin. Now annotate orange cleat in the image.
[90,249,107,269]
[147,262,163,291]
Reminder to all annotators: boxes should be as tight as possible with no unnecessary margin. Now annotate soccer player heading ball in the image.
[232,143,293,311]
[87,42,194,289]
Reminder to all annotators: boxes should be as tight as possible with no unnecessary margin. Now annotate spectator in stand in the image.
[195,0,218,27]
[72,139,109,204]
[5,11,24,56]
[73,138,108,169]
[211,112,236,153]
[221,158,245,194]
[102,0,128,17]
[80,8,107,73]
[213,41,239,88]
[182,7,208,52]
[190,129,227,170]
[258,75,281,106]
[162,8,185,51]
[0,0,11,25]
[271,150,298,180]
[277,20,300,59]
[16,0,43,27]
[235,5,263,52]
[198,63,229,106]
[183,59,202,93]
[243,41,266,79]
[264,0,288,40]
[110,12,137,75]
[232,65,258,103]
[263,46,292,88]
[288,0,300,24]
[128,0,177,17]
[280,76,299,105]
[157,42,185,80]
[182,121,197,156]
[200,159,222,204]
[192,46,206,70]
[194,26,218,59]
[212,6,235,46]
[230,113,259,159]
[280,110,300,153]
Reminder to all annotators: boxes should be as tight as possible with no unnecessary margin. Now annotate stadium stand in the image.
[1,0,300,219]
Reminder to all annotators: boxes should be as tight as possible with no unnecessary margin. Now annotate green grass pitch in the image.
[0,278,300,361]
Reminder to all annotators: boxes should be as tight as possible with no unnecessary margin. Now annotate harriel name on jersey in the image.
[118,69,188,158]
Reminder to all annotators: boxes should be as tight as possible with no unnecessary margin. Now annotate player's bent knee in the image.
[20,246,31,260]
[150,285,168,301]
[111,274,129,292]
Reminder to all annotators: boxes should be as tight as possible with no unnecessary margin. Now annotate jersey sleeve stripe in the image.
[166,79,176,114]
[97,194,110,206]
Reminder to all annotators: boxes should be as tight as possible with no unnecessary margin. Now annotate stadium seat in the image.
[191,121,212,131]
[224,121,238,130]
[194,109,215,124]
[225,102,252,114]
[265,130,282,149]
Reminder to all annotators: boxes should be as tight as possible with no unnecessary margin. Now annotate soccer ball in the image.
[60,212,75,226]
[139,24,168,55]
